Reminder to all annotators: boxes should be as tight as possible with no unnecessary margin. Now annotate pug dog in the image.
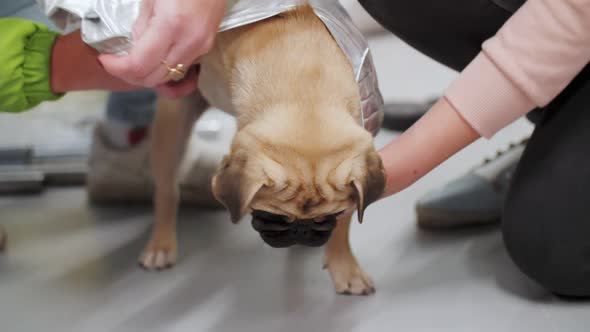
[142,5,386,295]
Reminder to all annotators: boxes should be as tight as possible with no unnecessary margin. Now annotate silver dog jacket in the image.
[38,0,384,136]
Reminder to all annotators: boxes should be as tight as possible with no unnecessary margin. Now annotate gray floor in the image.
[2,31,589,332]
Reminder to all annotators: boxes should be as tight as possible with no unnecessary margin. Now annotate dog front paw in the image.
[139,232,177,270]
[323,256,375,295]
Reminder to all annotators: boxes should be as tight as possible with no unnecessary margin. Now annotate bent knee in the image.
[502,212,590,297]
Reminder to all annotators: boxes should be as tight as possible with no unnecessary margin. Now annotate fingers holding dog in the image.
[99,0,227,96]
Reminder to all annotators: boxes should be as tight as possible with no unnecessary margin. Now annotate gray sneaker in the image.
[416,137,529,228]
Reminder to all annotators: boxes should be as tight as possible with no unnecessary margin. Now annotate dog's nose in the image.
[288,221,312,242]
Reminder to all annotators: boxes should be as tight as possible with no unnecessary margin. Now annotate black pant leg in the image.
[503,65,590,297]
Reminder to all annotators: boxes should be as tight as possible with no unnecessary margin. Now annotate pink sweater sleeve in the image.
[445,0,590,138]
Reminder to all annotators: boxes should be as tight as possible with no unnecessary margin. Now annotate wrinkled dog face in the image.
[212,118,386,247]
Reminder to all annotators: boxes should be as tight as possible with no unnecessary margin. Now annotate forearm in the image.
[50,30,139,93]
[0,17,140,113]
[378,98,480,198]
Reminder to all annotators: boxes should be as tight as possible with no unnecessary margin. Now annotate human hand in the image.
[98,0,227,98]
[378,98,480,199]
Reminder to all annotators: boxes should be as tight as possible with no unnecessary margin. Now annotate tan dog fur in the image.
[142,6,385,295]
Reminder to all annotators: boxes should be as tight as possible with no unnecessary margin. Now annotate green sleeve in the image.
[0,18,63,113]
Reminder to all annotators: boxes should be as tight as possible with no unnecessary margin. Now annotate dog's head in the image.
[212,108,385,247]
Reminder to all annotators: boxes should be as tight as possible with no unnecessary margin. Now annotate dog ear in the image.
[212,152,266,223]
[351,150,386,224]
